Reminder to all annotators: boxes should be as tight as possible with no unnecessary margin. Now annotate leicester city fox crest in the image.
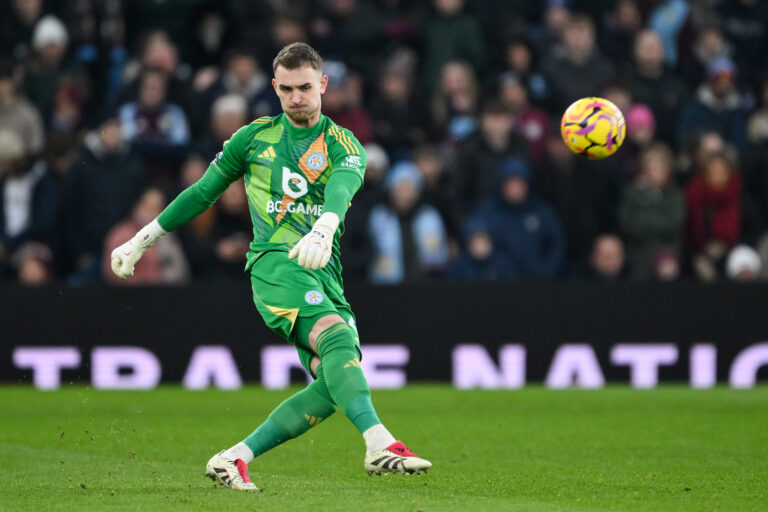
[307,152,326,171]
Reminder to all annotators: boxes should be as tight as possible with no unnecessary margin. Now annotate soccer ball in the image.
[560,97,626,160]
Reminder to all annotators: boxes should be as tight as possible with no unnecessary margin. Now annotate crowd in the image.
[1,0,768,285]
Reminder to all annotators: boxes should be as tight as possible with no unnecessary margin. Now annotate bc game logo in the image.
[282,167,308,199]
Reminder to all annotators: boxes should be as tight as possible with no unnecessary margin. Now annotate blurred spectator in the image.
[584,234,627,282]
[187,4,232,71]
[617,103,656,178]
[725,244,761,281]
[498,72,550,162]
[49,82,86,134]
[648,0,690,67]
[116,30,202,133]
[600,81,633,122]
[448,215,513,281]
[422,0,486,93]
[43,130,78,179]
[22,15,83,119]
[625,29,688,146]
[681,26,733,89]
[678,57,748,154]
[746,78,768,221]
[177,175,251,282]
[341,142,389,282]
[64,116,142,285]
[685,152,742,281]
[205,48,279,119]
[15,242,54,285]
[103,187,189,285]
[543,13,616,111]
[531,0,571,63]
[368,162,449,284]
[57,0,126,120]
[175,154,216,275]
[599,0,643,65]
[499,38,551,109]
[310,0,358,64]
[618,143,685,280]
[413,144,459,244]
[0,57,44,157]
[626,105,655,151]
[651,249,680,282]
[118,67,190,189]
[197,94,248,159]
[457,100,526,210]
[268,13,308,62]
[0,129,57,280]
[430,60,478,142]
[680,130,728,181]
[209,180,251,280]
[322,61,374,144]
[1,0,45,62]
[369,49,427,155]
[714,0,768,87]
[756,233,768,280]
[534,130,615,272]
[473,157,564,279]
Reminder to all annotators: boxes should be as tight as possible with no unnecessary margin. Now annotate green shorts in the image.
[248,250,360,375]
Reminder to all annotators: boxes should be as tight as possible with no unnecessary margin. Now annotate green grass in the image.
[1,386,767,511]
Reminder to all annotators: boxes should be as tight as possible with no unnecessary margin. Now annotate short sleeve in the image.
[327,125,366,182]
[210,124,250,180]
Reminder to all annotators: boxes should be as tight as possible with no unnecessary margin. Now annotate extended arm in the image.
[111,126,248,279]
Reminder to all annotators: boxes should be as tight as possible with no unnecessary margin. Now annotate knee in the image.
[308,314,346,351]
[315,322,357,359]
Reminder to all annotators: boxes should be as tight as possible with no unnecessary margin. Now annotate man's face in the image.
[501,176,528,205]
[593,237,624,277]
[564,23,594,58]
[481,112,512,138]
[230,56,257,85]
[213,111,246,141]
[139,73,166,110]
[634,31,664,70]
[273,64,327,126]
[100,120,123,151]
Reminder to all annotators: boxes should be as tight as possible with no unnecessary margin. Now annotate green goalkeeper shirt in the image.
[157,113,366,280]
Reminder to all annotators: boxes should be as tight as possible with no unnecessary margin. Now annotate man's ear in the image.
[320,74,328,94]
[272,78,277,93]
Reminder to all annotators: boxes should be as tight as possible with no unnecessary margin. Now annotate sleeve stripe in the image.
[328,125,359,155]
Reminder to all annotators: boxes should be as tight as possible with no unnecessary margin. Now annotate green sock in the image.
[243,366,337,457]
[316,323,381,433]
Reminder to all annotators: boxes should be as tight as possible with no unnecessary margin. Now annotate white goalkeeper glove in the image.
[288,212,339,270]
[110,219,167,279]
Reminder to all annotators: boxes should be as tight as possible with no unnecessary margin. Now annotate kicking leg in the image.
[308,314,432,475]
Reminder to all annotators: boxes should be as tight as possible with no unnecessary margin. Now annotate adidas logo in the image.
[304,413,323,426]
[257,146,276,159]
[343,359,361,368]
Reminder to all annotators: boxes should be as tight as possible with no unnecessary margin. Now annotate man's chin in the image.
[286,109,315,124]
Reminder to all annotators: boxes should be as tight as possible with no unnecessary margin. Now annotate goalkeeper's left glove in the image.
[288,212,339,270]
[110,219,167,279]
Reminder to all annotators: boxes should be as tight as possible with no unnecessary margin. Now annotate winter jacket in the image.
[474,195,565,279]
[685,173,741,254]
[618,181,685,279]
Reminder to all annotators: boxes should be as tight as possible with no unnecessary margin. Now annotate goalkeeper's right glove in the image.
[110,219,167,279]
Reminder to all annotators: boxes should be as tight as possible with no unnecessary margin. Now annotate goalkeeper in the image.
[110,42,431,490]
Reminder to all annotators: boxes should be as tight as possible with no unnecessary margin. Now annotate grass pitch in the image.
[1,386,766,511]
